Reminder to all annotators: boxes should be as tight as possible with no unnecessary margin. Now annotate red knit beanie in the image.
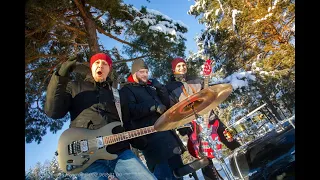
[171,57,186,71]
[90,53,112,69]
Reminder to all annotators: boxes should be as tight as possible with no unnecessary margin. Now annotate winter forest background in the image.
[25,0,295,178]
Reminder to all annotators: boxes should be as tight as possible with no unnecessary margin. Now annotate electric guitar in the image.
[187,59,222,159]
[57,121,191,174]
[56,121,156,174]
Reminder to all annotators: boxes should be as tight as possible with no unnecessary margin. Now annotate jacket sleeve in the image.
[165,83,180,108]
[119,88,149,150]
[119,86,157,122]
[155,84,170,108]
[119,92,131,131]
[44,71,72,119]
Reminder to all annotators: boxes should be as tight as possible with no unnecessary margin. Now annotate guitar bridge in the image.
[68,140,89,155]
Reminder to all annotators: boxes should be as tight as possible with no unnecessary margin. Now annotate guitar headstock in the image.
[202,59,214,77]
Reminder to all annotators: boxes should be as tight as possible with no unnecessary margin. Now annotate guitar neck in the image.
[203,76,209,89]
[103,126,156,145]
[203,75,210,125]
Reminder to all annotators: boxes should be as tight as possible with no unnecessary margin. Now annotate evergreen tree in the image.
[25,157,79,180]
[187,0,295,123]
[25,0,188,143]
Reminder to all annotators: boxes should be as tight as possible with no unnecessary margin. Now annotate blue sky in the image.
[25,0,204,171]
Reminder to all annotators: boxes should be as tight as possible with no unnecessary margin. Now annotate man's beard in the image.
[95,75,106,83]
[97,78,105,83]
[136,76,148,85]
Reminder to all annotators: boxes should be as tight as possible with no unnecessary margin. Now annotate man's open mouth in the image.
[97,71,102,75]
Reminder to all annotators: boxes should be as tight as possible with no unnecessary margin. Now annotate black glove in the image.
[149,78,163,89]
[58,56,78,77]
[156,102,167,114]
[177,127,193,136]
[129,137,148,150]
[150,101,167,114]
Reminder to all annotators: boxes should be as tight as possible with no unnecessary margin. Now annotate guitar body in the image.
[187,59,223,159]
[57,121,120,174]
[187,119,222,159]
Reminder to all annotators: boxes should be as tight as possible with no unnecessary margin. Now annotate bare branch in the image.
[95,25,140,49]
[57,24,87,36]
[74,0,90,19]
[25,55,67,64]
[113,55,149,64]
[25,74,33,86]
[25,28,46,38]
[95,13,104,20]
[25,67,50,74]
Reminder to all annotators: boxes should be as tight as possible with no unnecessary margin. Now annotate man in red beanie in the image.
[165,57,241,180]
[44,53,156,180]
[90,52,113,82]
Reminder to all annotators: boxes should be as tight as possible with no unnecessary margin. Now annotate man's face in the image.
[174,62,187,75]
[133,69,149,83]
[91,59,110,82]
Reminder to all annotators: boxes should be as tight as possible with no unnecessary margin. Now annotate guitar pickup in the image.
[80,140,89,152]
[96,136,104,149]
[68,140,89,155]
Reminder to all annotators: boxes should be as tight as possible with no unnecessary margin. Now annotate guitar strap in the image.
[112,87,123,127]
[181,82,197,96]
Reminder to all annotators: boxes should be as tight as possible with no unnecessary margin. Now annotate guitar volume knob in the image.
[66,165,73,171]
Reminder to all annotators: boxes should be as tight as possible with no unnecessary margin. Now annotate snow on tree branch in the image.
[133,8,188,41]
[232,9,242,31]
[215,71,256,91]
[253,0,279,24]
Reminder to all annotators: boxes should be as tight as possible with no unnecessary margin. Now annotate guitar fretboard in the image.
[200,72,211,154]
[203,76,210,125]
[103,126,156,145]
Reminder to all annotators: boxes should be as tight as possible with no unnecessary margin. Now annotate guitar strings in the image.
[72,126,156,150]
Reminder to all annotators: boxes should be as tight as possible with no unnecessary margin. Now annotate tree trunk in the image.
[83,17,99,56]
[76,0,100,57]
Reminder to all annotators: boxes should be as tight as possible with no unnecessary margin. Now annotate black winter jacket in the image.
[165,74,203,107]
[120,77,183,171]
[165,74,203,136]
[44,72,131,154]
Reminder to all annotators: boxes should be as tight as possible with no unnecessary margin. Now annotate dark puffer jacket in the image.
[44,72,131,154]
[165,74,203,107]
[165,74,203,136]
[120,75,184,171]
